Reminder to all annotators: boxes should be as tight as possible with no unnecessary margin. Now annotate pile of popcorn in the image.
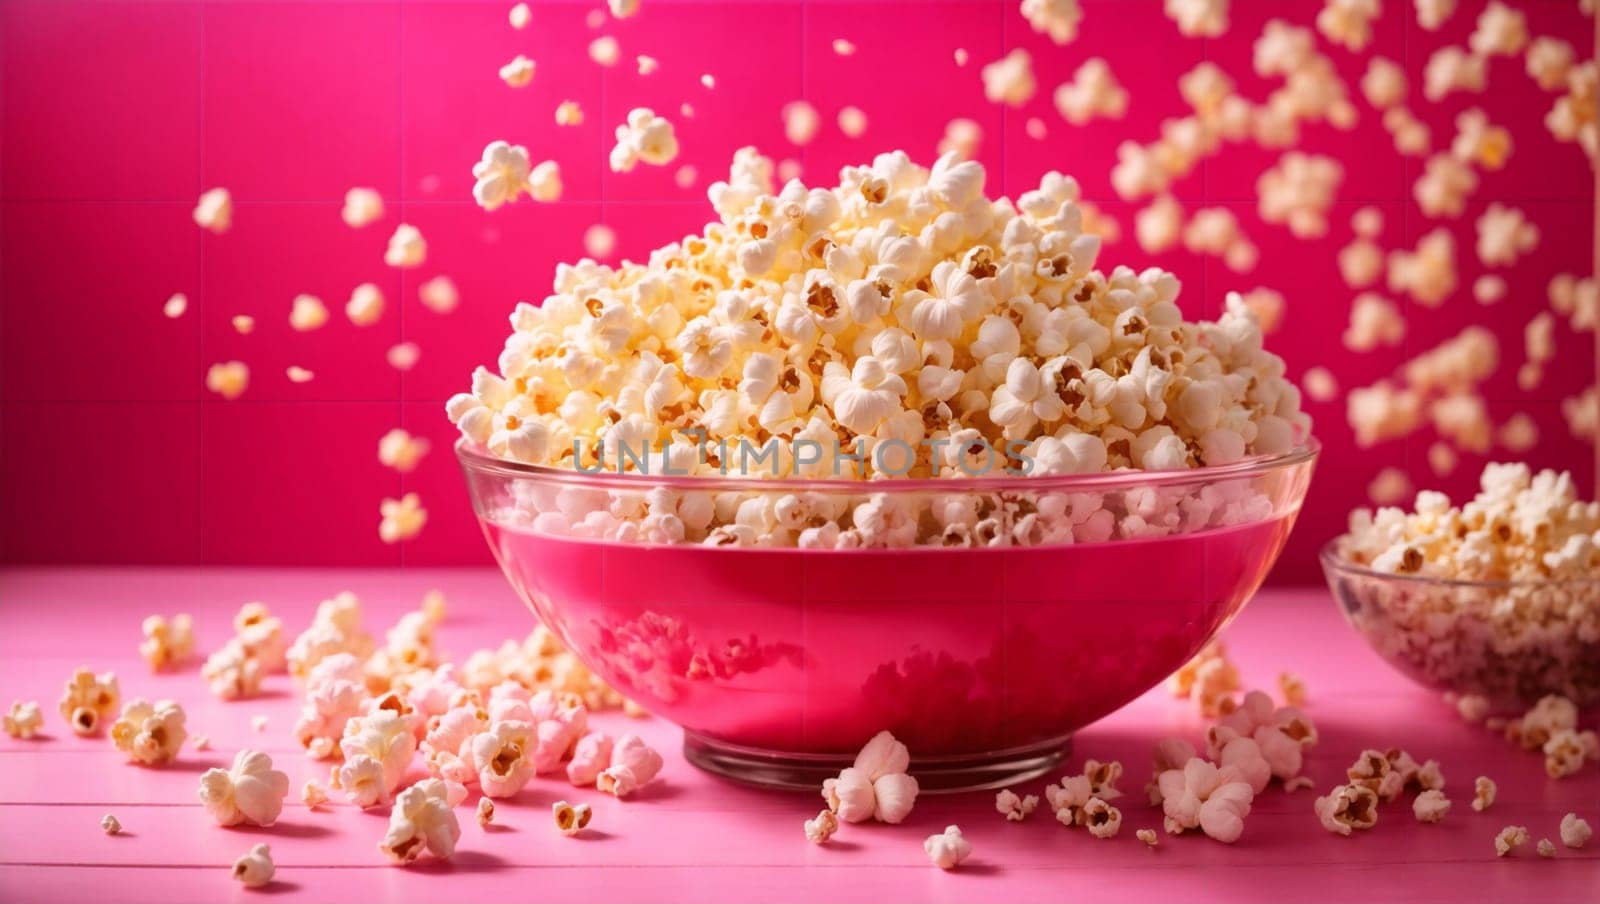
[449,150,1311,549]
[1331,463,1600,706]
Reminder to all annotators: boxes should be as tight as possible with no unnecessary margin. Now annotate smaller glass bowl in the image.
[1320,541,1600,712]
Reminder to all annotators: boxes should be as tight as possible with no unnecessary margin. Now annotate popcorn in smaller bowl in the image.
[1321,463,1600,711]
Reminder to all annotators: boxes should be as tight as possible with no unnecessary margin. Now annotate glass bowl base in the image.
[682,731,1072,793]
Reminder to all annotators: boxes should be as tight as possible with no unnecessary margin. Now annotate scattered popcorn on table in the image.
[232,843,275,888]
[1472,776,1496,812]
[924,825,972,870]
[1053,59,1127,125]
[302,780,328,808]
[385,224,427,268]
[100,813,121,836]
[382,779,461,864]
[588,36,620,67]
[1084,797,1123,839]
[823,731,919,824]
[379,493,428,544]
[1136,827,1159,846]
[996,788,1040,821]
[555,100,585,127]
[804,808,839,843]
[1537,837,1556,858]
[598,733,664,798]
[1165,0,1229,37]
[1314,783,1378,836]
[1157,758,1254,843]
[1413,789,1451,823]
[205,361,250,400]
[1561,813,1592,848]
[60,668,119,737]
[508,2,530,30]
[499,54,534,88]
[476,797,495,828]
[202,642,263,700]
[1494,824,1529,857]
[193,187,232,233]
[981,48,1036,107]
[552,800,593,836]
[4,701,43,739]
[110,699,187,766]
[200,750,290,827]
[139,614,194,671]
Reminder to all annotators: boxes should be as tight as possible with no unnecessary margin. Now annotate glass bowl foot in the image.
[682,731,1072,793]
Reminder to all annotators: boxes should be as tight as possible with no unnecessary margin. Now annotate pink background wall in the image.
[0,0,1595,582]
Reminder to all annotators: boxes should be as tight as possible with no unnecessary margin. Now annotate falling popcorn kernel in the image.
[387,342,421,372]
[193,187,233,234]
[1022,0,1083,44]
[609,108,679,172]
[289,294,329,332]
[700,73,716,89]
[782,100,820,146]
[608,0,640,18]
[499,54,535,88]
[206,361,250,400]
[1165,0,1228,37]
[508,2,530,29]
[163,293,188,319]
[473,141,533,211]
[378,428,431,473]
[838,106,868,138]
[346,283,385,326]
[231,315,255,335]
[286,365,314,383]
[385,224,427,268]
[832,38,855,56]
[418,275,459,315]
[981,48,1036,107]
[555,100,585,126]
[584,224,617,259]
[589,36,620,67]
[953,47,969,66]
[1054,58,1128,125]
[342,187,384,228]
[379,493,428,544]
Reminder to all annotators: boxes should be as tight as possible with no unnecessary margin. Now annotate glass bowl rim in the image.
[1319,538,1598,590]
[455,434,1321,493]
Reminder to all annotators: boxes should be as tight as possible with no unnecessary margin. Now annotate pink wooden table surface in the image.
[0,567,1594,904]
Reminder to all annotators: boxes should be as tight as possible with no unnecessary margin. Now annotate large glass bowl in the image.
[1321,541,1600,713]
[459,439,1318,790]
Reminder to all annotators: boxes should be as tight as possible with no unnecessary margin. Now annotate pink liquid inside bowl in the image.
[462,441,1317,789]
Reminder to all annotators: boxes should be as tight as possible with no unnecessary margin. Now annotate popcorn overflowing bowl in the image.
[1321,545,1600,713]
[460,438,1317,789]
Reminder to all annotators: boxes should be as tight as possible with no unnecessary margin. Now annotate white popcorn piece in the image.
[385,224,427,268]
[583,223,616,259]
[1427,441,1457,476]
[804,808,838,843]
[1561,813,1592,848]
[528,160,562,203]
[1136,827,1159,846]
[1134,195,1183,255]
[509,2,530,29]
[474,140,532,211]
[1474,275,1506,306]
[288,294,328,332]
[635,55,659,76]
[110,699,187,767]
[1361,58,1407,110]
[1526,38,1576,92]
[954,48,969,66]
[417,275,458,315]
[201,641,262,700]
[1384,106,1432,156]
[232,843,274,888]
[341,187,384,228]
[699,73,716,90]
[379,493,428,544]
[1054,59,1128,126]
[995,788,1040,821]
[832,38,856,56]
[339,710,417,803]
[302,780,328,808]
[1414,0,1456,31]
[1316,0,1381,52]
[139,614,194,671]
[101,813,121,835]
[1183,208,1257,273]
[1495,824,1529,857]
[378,428,430,473]
[1302,367,1337,403]
[588,36,620,67]
[783,101,820,146]
[59,668,119,737]
[838,106,868,139]
[163,293,188,319]
[205,361,250,401]
[924,825,972,869]
[555,100,585,127]
[598,733,664,798]
[981,48,1036,108]
[1413,789,1451,823]
[499,55,534,88]
[1367,467,1412,506]
[4,701,43,739]
[1314,783,1378,835]
[193,187,233,234]
[823,731,920,824]
[1165,0,1229,37]
[1451,108,1512,171]
[199,751,290,827]
[1083,797,1123,839]
[1351,206,1383,239]
[608,0,639,19]
[1387,227,1456,307]
[1475,203,1537,267]
[938,118,983,160]
[1424,47,1486,102]
[609,108,679,172]
[1022,0,1082,44]
[1538,837,1557,858]
[1413,154,1476,220]
[388,341,419,369]
[1471,775,1496,812]
[285,365,314,384]
[382,779,461,864]
[552,800,593,836]
[1468,1,1526,57]
[476,797,495,828]
[1257,153,1342,239]
[1339,238,1383,289]
[346,283,384,327]
[1158,759,1254,842]
[231,314,254,335]
[1343,293,1405,352]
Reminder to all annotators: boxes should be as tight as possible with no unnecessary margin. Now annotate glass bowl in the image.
[459,439,1318,790]
[1320,541,1600,713]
